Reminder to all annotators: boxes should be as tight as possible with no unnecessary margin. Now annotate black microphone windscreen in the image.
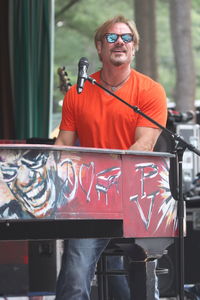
[79,57,89,68]
[77,57,89,94]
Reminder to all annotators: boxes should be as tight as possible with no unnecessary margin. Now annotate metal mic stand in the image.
[86,75,200,300]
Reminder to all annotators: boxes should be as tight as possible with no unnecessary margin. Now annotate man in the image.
[55,15,167,300]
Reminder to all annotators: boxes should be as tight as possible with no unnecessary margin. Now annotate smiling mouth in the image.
[112,48,126,54]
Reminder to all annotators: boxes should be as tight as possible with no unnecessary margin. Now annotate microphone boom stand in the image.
[87,75,200,300]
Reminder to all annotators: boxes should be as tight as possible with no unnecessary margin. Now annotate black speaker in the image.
[158,241,179,298]
[184,209,200,284]
[158,208,200,297]
[0,241,29,296]
[29,240,57,293]
[0,240,58,296]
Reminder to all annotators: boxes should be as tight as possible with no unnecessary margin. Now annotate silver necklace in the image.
[100,73,130,91]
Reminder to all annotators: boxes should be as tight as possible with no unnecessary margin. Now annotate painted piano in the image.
[0,144,177,239]
[0,144,178,299]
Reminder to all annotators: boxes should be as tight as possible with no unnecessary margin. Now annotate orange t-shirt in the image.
[60,69,167,150]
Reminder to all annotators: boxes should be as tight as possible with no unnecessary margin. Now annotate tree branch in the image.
[55,0,82,20]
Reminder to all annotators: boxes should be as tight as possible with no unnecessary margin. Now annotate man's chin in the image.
[111,59,125,66]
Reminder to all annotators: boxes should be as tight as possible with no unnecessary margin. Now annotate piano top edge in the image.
[0,144,175,157]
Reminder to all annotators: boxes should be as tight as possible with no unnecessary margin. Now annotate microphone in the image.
[77,57,89,94]
[168,109,194,123]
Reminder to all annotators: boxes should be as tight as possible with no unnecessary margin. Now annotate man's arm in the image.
[55,130,77,146]
[129,127,161,152]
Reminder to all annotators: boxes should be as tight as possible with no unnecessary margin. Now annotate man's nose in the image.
[116,36,124,44]
[17,165,32,186]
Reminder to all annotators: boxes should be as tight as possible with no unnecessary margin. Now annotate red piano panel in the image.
[122,155,178,238]
[56,151,123,218]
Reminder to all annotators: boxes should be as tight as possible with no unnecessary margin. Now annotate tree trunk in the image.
[148,0,157,80]
[169,0,196,112]
[134,0,157,80]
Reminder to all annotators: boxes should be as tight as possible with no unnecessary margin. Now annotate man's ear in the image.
[96,41,102,54]
[132,47,136,58]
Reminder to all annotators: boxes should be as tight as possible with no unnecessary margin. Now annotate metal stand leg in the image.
[128,260,157,300]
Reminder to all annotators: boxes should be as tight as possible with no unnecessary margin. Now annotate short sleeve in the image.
[137,82,167,128]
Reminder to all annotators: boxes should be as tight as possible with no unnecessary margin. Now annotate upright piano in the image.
[0,144,178,299]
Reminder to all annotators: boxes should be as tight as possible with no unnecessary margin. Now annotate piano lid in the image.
[0,143,175,158]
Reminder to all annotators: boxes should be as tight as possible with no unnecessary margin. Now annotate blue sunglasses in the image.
[104,33,134,43]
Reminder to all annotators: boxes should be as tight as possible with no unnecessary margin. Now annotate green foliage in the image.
[53,0,200,114]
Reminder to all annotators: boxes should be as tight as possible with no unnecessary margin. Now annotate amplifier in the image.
[158,207,200,297]
[0,240,63,296]
[176,124,200,193]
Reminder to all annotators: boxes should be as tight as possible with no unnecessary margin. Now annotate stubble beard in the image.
[110,55,132,67]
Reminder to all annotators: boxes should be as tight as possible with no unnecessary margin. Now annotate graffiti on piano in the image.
[0,150,58,218]
[95,167,121,205]
[0,149,122,218]
[128,161,177,231]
